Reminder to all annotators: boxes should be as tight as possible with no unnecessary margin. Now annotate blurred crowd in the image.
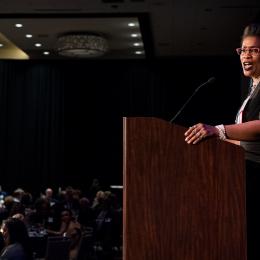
[0,179,122,260]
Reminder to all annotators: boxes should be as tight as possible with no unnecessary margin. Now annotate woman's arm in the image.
[225,120,260,140]
[184,120,260,144]
[47,221,67,236]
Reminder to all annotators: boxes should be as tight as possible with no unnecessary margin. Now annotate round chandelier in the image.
[56,33,109,58]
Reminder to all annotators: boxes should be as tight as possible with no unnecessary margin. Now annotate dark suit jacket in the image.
[241,84,260,163]
[243,85,260,121]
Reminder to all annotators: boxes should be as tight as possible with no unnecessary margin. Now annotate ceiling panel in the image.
[0,0,259,59]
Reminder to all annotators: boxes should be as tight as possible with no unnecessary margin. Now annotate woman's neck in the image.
[252,77,260,87]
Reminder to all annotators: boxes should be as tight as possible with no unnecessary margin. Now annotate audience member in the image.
[47,209,81,238]
[60,187,80,217]
[77,197,94,229]
[0,217,33,260]
[69,227,82,260]
[93,191,122,259]
[88,178,102,203]
[26,198,50,228]
[0,185,122,260]
[44,188,58,207]
[91,190,106,219]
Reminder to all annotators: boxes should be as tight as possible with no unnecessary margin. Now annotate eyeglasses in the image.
[236,47,260,56]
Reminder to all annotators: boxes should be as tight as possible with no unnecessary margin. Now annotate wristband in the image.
[215,124,227,140]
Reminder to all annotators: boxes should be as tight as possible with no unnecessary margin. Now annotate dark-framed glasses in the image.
[236,47,260,56]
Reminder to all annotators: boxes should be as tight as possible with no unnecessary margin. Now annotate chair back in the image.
[45,236,71,260]
[77,234,95,260]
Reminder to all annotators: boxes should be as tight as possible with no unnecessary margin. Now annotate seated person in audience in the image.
[9,189,25,217]
[0,196,27,227]
[44,188,58,207]
[77,197,94,229]
[91,190,106,219]
[69,227,82,260]
[0,217,32,260]
[87,178,102,204]
[2,195,24,221]
[0,196,13,224]
[47,209,81,237]
[93,192,122,255]
[26,197,51,228]
[60,187,80,217]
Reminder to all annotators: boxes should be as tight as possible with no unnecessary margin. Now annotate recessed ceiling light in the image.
[128,23,136,27]
[131,33,139,38]
[35,43,42,47]
[0,43,3,48]
[43,51,50,55]
[133,42,142,47]
[135,51,144,55]
[26,34,33,38]
[15,23,23,28]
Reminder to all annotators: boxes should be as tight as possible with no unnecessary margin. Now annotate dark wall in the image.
[0,57,245,195]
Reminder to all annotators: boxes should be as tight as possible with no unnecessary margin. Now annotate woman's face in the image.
[240,36,260,79]
[61,211,71,223]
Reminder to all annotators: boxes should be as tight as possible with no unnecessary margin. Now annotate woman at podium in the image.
[184,23,260,260]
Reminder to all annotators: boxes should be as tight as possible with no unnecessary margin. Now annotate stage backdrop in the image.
[0,57,243,195]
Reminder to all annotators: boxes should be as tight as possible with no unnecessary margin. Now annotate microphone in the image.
[169,77,216,123]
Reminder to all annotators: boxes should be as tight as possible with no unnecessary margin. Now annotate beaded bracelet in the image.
[215,124,227,140]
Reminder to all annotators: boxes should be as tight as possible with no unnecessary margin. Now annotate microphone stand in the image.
[170,77,215,123]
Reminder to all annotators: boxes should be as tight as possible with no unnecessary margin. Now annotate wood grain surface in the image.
[123,117,246,260]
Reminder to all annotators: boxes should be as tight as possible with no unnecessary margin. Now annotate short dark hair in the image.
[3,217,32,259]
[242,23,260,40]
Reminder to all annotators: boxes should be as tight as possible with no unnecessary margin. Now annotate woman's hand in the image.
[184,123,219,144]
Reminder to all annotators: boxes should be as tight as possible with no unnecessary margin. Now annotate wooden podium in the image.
[123,117,247,260]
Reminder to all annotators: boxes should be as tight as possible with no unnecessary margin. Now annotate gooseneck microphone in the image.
[169,77,216,123]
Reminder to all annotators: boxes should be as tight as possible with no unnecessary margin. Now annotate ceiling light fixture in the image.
[128,23,136,27]
[135,50,144,55]
[26,34,33,38]
[56,33,109,58]
[15,23,23,28]
[35,43,42,47]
